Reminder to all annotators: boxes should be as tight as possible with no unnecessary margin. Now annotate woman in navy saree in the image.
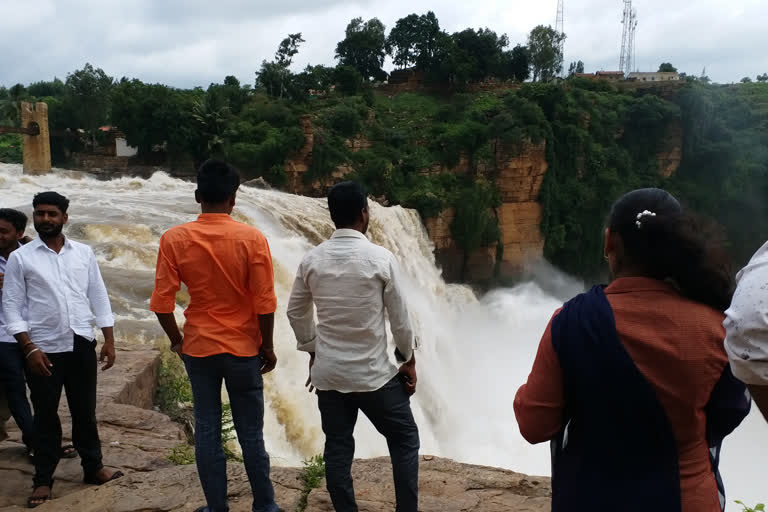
[515,189,750,512]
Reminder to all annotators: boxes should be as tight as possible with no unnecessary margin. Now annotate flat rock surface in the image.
[0,464,304,512]
[0,349,185,509]
[307,456,551,512]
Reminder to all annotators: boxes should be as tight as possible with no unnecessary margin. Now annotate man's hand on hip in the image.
[260,347,277,374]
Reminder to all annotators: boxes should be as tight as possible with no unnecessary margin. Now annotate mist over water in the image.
[1,163,765,509]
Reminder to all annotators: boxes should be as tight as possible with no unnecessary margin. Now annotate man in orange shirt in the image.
[150,159,281,512]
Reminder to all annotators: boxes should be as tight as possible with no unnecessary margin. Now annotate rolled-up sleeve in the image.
[2,252,28,336]
[724,262,768,386]
[287,261,316,352]
[514,314,566,444]
[383,255,414,363]
[149,234,181,314]
[250,237,277,315]
[86,248,115,328]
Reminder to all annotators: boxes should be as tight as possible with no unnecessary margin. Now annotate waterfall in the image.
[1,163,765,508]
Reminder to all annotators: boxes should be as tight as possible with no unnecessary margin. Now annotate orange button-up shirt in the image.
[150,214,277,358]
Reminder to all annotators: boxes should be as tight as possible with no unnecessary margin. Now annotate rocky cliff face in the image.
[284,115,682,283]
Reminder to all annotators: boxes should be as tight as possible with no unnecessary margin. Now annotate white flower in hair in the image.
[635,210,656,229]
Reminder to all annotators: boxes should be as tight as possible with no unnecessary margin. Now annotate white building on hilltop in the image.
[627,72,680,82]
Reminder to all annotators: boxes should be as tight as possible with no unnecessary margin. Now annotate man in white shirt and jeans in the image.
[287,181,419,512]
[2,192,122,508]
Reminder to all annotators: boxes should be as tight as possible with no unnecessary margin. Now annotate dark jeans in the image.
[318,375,420,512]
[0,342,35,449]
[26,335,103,488]
[184,353,279,512]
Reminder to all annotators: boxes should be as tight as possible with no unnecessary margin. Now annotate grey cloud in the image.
[0,0,766,88]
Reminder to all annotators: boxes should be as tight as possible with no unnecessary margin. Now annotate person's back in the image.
[151,159,281,512]
[154,216,274,357]
[300,231,404,392]
[608,279,735,509]
[514,189,749,512]
[287,181,419,512]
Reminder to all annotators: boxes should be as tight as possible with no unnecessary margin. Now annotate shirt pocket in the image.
[66,261,91,297]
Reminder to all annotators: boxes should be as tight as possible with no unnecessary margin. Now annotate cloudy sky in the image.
[1,0,765,88]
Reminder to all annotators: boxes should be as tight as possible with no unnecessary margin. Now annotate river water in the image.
[1,163,764,509]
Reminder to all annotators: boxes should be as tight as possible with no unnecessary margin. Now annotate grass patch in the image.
[296,455,325,512]
[736,501,766,512]
[168,443,196,465]
[155,344,244,463]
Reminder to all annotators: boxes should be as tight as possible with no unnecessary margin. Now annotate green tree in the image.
[451,180,502,280]
[110,78,195,160]
[386,12,442,70]
[256,33,305,99]
[527,25,566,82]
[568,60,585,76]
[66,63,114,148]
[757,73,768,83]
[741,77,753,84]
[335,18,387,81]
[658,62,677,73]
[334,65,364,95]
[27,79,66,98]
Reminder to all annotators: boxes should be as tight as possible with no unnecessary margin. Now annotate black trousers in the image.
[318,375,420,512]
[26,335,103,488]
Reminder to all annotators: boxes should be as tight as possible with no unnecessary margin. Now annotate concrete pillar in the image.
[21,102,52,175]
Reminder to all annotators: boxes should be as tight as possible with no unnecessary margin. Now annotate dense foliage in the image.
[3,11,768,281]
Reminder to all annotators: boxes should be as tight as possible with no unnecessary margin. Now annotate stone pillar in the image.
[21,102,52,175]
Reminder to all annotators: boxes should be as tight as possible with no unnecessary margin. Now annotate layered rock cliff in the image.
[283,113,682,283]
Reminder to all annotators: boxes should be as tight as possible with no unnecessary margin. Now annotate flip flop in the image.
[60,445,78,459]
[83,470,124,485]
[27,488,52,509]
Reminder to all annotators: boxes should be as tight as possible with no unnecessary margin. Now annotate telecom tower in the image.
[619,0,637,75]
[555,0,565,76]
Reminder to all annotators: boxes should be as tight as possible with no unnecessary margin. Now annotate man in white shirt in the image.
[2,192,122,507]
[287,181,419,512]
[724,241,768,421]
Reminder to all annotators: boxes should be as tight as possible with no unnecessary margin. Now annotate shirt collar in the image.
[196,213,234,222]
[31,236,73,253]
[605,277,679,296]
[331,229,368,240]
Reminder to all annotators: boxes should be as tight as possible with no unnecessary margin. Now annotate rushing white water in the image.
[1,163,765,509]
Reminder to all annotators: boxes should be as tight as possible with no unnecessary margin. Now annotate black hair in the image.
[0,208,28,233]
[196,159,241,203]
[328,181,368,228]
[608,188,734,311]
[33,191,70,214]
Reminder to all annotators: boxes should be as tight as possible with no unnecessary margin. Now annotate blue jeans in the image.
[184,353,278,512]
[0,342,35,449]
[318,375,420,512]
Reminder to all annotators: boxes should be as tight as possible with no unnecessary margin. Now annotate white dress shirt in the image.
[2,236,114,353]
[724,241,768,385]
[0,243,23,344]
[287,229,415,393]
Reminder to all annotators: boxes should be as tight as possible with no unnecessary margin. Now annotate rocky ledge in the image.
[0,347,551,511]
